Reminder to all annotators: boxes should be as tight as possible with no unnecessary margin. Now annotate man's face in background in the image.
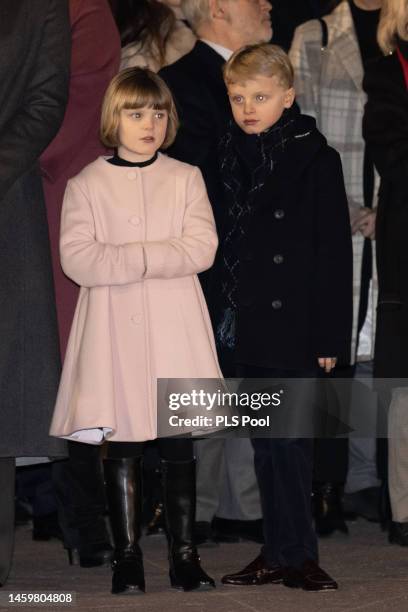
[224,0,273,45]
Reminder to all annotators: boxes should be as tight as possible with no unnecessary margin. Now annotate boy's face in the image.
[117,106,168,162]
[227,74,295,135]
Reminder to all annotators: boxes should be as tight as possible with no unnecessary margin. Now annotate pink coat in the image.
[49,154,222,443]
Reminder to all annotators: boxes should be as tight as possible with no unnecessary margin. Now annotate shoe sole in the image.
[221,580,283,586]
[283,580,338,592]
[170,584,216,592]
[112,586,145,596]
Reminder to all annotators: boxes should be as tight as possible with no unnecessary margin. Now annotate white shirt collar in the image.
[200,39,233,61]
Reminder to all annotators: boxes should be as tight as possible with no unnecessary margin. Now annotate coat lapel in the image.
[328,1,364,92]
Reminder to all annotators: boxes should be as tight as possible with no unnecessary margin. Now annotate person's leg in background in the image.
[214,438,262,542]
[312,364,351,536]
[313,438,349,536]
[387,388,408,545]
[0,457,15,586]
[16,463,61,541]
[194,437,225,544]
[195,346,261,545]
[53,441,112,567]
[343,360,381,521]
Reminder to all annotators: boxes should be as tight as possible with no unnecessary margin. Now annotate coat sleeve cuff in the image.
[124,242,146,279]
[142,242,165,279]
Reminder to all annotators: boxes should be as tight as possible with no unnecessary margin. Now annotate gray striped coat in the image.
[289,0,378,363]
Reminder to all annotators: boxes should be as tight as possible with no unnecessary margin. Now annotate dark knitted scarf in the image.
[216,106,309,349]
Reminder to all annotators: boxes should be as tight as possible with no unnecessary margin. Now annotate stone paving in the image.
[2,519,408,612]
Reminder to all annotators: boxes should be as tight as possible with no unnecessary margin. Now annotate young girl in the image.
[50,67,221,595]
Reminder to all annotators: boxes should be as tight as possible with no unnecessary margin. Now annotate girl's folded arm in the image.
[60,178,145,288]
[143,167,218,279]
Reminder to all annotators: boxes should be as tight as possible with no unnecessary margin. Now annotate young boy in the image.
[216,44,352,591]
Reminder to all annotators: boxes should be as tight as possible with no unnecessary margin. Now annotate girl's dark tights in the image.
[106,438,194,461]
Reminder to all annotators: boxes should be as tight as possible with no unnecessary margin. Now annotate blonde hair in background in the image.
[223,43,294,89]
[181,0,211,32]
[101,67,179,149]
[377,0,408,53]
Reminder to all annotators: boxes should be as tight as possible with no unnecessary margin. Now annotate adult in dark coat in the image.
[0,0,70,585]
[160,41,230,236]
[159,0,273,543]
[363,47,408,378]
[40,0,121,567]
[363,33,408,545]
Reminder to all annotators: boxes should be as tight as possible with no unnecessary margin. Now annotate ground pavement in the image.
[2,519,408,612]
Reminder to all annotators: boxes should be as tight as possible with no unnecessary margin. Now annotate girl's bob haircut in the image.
[223,43,294,90]
[101,67,179,149]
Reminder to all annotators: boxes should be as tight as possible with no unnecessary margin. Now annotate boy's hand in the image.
[318,357,337,373]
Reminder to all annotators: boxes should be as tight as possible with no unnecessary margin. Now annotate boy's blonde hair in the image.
[223,43,294,89]
[101,67,179,149]
[377,0,408,53]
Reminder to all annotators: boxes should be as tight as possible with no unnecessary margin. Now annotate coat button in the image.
[129,215,141,226]
[127,170,137,180]
[273,254,284,264]
[131,314,142,324]
[271,300,282,310]
[274,209,284,219]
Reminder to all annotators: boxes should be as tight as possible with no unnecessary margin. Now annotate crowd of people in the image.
[0,0,407,598]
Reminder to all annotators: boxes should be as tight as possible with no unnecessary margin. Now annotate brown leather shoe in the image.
[221,555,283,586]
[283,559,338,591]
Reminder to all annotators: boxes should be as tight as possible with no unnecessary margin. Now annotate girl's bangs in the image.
[122,81,170,111]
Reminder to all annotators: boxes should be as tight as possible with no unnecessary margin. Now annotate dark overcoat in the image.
[0,0,70,456]
[218,116,353,370]
[160,41,234,320]
[159,41,231,233]
[40,0,121,358]
[363,51,408,378]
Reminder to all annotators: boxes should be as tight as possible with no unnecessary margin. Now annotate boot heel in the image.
[112,557,146,595]
[66,547,80,566]
[169,569,182,590]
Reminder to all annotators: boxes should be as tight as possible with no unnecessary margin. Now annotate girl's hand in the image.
[318,357,337,373]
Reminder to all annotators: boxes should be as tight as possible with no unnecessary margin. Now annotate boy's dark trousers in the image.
[239,364,318,568]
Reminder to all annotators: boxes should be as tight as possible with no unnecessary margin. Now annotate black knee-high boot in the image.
[104,457,145,595]
[162,459,215,591]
